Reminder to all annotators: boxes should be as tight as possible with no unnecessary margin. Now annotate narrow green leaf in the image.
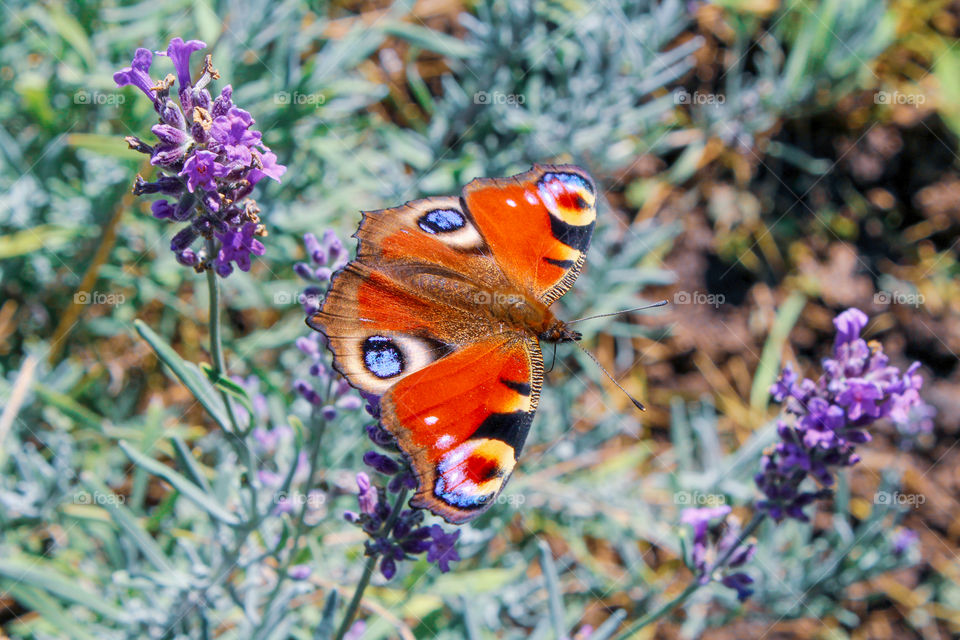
[750,291,806,411]
[0,582,101,640]
[0,225,90,259]
[119,440,241,525]
[538,540,566,639]
[170,434,212,492]
[381,22,480,58]
[591,609,627,640]
[201,362,255,417]
[80,472,174,573]
[313,590,339,640]
[134,319,230,430]
[0,557,129,624]
[67,133,143,160]
[33,382,106,431]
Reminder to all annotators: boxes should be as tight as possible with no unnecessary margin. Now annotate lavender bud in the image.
[363,451,400,475]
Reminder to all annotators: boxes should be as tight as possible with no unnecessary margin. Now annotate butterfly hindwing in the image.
[381,336,542,523]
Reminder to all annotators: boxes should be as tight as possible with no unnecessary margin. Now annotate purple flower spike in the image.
[758,307,935,522]
[114,48,159,105]
[118,37,284,278]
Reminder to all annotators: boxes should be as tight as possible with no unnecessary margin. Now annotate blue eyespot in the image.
[435,477,493,507]
[539,171,594,196]
[363,336,404,378]
[418,209,465,234]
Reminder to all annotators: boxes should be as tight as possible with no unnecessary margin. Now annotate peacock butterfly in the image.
[308,164,601,524]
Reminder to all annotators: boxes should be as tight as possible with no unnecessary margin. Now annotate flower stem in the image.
[612,513,765,640]
[333,487,410,640]
[204,239,244,435]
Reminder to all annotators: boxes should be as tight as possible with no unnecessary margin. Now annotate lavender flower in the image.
[342,421,460,579]
[757,308,934,522]
[681,506,756,602]
[296,231,347,315]
[116,37,285,275]
[892,528,919,556]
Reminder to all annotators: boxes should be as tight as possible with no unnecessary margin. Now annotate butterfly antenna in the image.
[574,342,646,412]
[567,299,668,326]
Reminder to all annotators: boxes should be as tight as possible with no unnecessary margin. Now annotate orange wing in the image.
[462,164,597,304]
[382,336,542,523]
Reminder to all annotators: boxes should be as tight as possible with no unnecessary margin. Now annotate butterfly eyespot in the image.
[418,209,465,234]
[362,335,405,378]
[433,438,516,509]
[539,171,595,197]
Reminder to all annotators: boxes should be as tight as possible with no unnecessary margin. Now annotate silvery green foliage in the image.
[692,0,893,159]
[423,0,699,174]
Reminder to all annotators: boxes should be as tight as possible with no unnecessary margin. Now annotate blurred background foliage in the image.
[1,0,958,638]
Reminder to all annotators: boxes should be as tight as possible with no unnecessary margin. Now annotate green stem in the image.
[204,240,259,522]
[333,487,410,640]
[204,242,244,436]
[612,513,765,640]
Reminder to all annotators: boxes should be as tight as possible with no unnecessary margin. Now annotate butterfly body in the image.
[309,165,597,523]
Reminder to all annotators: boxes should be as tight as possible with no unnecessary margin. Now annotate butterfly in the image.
[308,164,599,523]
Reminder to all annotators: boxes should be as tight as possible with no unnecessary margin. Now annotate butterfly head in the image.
[539,321,582,344]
